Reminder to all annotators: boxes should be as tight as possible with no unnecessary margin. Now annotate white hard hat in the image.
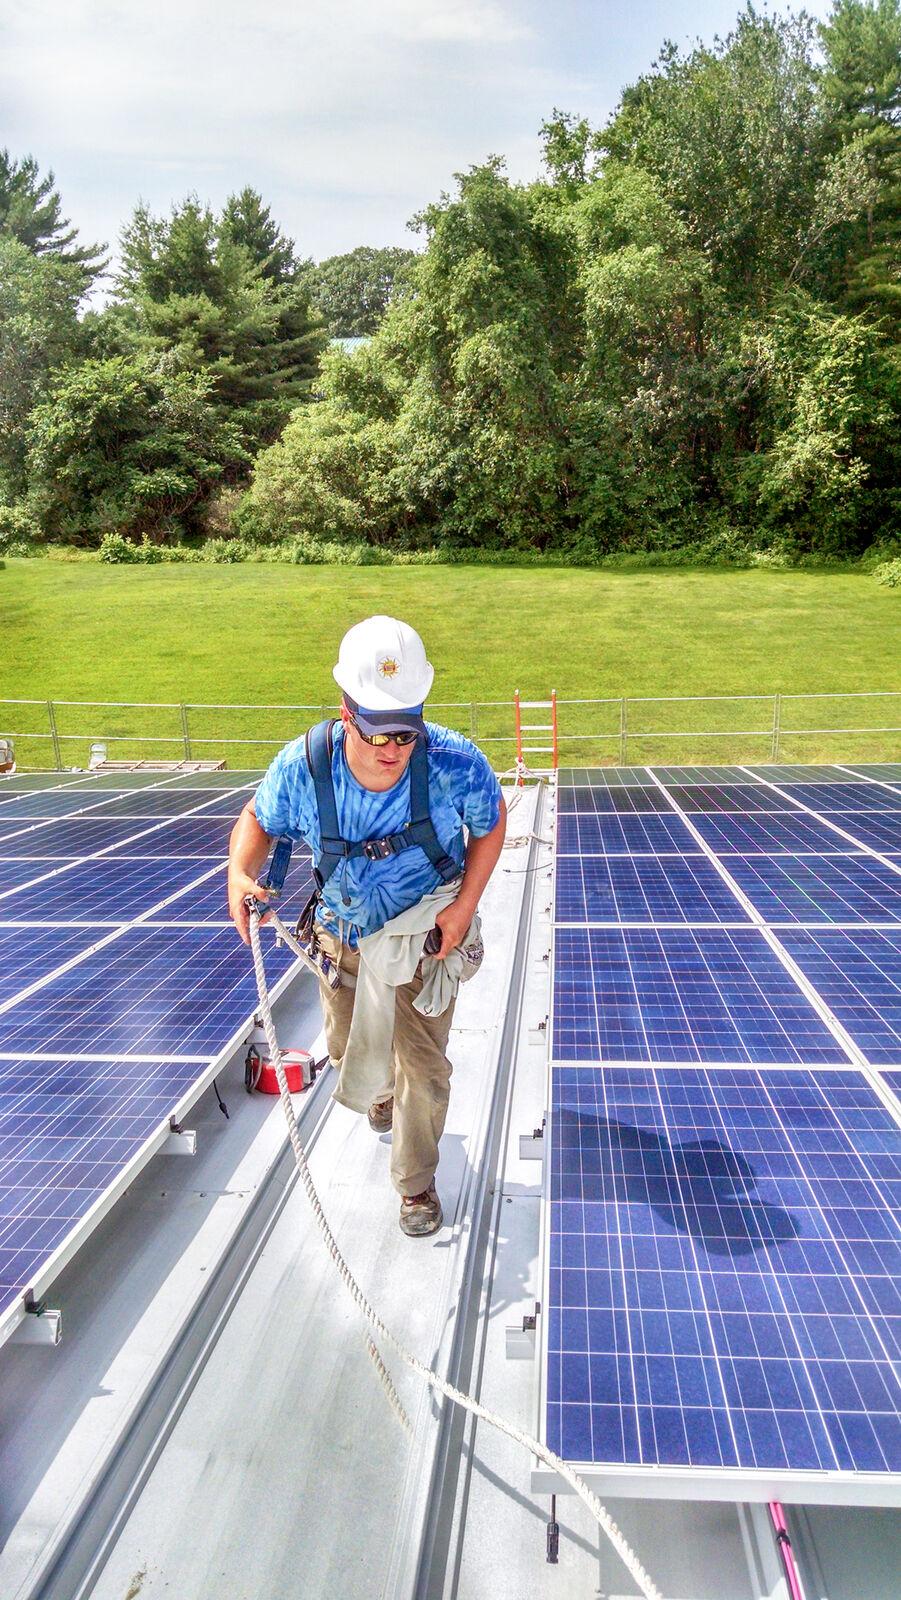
[333,615,434,713]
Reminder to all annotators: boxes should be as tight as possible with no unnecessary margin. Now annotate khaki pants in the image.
[315,926,455,1198]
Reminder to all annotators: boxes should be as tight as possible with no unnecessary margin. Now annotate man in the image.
[227,616,506,1237]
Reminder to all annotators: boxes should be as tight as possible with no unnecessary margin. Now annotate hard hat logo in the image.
[377,656,400,679]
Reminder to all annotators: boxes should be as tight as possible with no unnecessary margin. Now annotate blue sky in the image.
[0,0,835,274]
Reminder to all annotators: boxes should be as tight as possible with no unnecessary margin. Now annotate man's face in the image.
[340,705,418,788]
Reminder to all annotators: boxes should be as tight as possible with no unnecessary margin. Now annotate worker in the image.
[227,616,506,1237]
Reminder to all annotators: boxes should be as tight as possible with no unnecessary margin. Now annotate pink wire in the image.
[769,1501,806,1600]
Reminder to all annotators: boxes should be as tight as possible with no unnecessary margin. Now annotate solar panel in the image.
[843,765,901,785]
[665,784,793,813]
[0,925,296,1058]
[725,855,901,924]
[554,855,749,925]
[779,783,900,812]
[0,858,218,924]
[551,927,849,1064]
[821,812,901,853]
[690,811,864,855]
[747,765,859,783]
[557,768,651,786]
[556,813,699,856]
[777,929,901,1067]
[546,1065,901,1478]
[0,817,234,859]
[557,786,674,815]
[0,1053,209,1329]
[0,927,105,1004]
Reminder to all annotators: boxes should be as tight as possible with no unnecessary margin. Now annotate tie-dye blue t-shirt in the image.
[253,721,502,945]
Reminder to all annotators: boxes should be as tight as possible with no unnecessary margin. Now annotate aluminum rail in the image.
[386,785,551,1599]
[14,1007,336,1600]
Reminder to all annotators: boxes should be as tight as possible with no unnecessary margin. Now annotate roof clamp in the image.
[519,1119,546,1161]
[527,1017,548,1045]
[505,1301,540,1359]
[11,1294,62,1347]
[162,1117,197,1156]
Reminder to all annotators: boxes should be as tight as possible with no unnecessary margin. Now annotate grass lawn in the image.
[2,559,899,768]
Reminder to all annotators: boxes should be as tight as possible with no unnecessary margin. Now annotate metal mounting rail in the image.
[384,785,548,1598]
[14,1037,336,1600]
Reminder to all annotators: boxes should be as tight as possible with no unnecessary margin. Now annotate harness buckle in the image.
[362,837,395,860]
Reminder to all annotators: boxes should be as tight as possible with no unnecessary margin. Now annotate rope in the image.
[249,906,664,1600]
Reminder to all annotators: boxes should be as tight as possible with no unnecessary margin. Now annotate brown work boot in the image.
[367,1096,394,1133]
[399,1184,443,1237]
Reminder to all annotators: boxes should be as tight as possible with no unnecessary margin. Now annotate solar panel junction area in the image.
[537,762,901,1506]
[0,768,312,1347]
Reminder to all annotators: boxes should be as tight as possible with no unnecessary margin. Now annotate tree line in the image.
[1,1,899,565]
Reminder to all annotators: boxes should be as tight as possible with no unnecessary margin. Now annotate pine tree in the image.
[0,150,106,294]
[220,187,304,283]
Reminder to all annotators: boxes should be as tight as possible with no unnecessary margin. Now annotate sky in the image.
[1,0,835,281]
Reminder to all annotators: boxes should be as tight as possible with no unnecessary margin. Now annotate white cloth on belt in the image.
[332,882,483,1115]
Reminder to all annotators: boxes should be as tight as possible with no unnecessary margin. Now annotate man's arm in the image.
[433,795,507,959]
[227,800,275,945]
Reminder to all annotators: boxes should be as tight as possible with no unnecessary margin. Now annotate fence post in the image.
[46,701,62,771]
[180,703,192,762]
[470,701,477,739]
[619,697,627,766]
[771,693,782,763]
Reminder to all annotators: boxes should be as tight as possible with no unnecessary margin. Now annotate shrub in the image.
[874,558,901,588]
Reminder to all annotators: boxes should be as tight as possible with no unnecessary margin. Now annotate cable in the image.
[249,906,664,1600]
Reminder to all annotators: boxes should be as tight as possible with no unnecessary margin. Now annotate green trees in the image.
[28,358,246,544]
[303,245,417,336]
[2,2,898,562]
[246,1,898,562]
[1,178,325,548]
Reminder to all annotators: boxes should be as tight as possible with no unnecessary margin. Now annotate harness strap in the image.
[304,719,459,891]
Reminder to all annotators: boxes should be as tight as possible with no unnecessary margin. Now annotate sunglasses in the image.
[351,717,419,748]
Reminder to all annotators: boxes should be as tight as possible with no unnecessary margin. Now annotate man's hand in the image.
[228,870,271,947]
[431,898,475,961]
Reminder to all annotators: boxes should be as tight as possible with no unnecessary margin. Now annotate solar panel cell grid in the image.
[0,817,234,859]
[665,784,796,813]
[778,929,901,1068]
[725,855,901,924]
[780,783,900,812]
[556,813,699,856]
[552,927,849,1064]
[554,855,750,925]
[0,927,105,1005]
[0,859,220,924]
[558,786,675,815]
[547,1066,901,1474]
[0,1054,209,1324]
[0,926,295,1058]
[822,813,901,853]
[691,811,864,856]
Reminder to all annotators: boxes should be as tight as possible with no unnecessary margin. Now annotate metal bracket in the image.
[11,1296,62,1346]
[162,1119,197,1155]
[519,1120,546,1161]
[527,1018,548,1045]
[505,1302,540,1359]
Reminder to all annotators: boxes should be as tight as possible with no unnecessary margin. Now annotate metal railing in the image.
[1,691,899,771]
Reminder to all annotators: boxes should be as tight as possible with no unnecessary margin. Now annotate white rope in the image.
[249,907,664,1600]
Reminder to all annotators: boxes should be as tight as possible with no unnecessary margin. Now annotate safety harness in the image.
[304,719,459,900]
